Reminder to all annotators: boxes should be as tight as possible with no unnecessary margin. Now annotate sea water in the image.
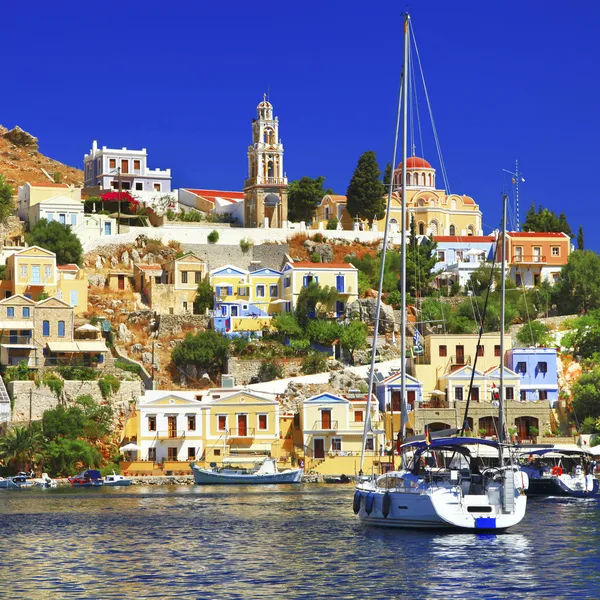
[0,485,598,599]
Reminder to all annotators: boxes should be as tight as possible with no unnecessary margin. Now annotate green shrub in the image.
[313,232,324,243]
[231,336,250,356]
[290,338,310,352]
[3,361,32,383]
[311,252,321,263]
[42,372,64,397]
[326,217,339,230]
[98,375,121,399]
[301,352,329,374]
[240,238,254,254]
[387,290,401,307]
[207,230,219,243]
[56,365,99,380]
[114,359,142,376]
[257,361,283,382]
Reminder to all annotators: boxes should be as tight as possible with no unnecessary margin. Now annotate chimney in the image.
[91,140,98,157]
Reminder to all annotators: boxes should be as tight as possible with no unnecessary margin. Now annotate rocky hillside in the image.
[0,125,83,188]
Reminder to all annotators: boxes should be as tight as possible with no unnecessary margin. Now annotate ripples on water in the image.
[0,486,598,599]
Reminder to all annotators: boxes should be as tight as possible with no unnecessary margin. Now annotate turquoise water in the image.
[0,485,598,599]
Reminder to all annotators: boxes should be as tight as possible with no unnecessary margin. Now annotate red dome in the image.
[396,156,433,170]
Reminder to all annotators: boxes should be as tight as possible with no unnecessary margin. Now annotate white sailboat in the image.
[354,12,528,531]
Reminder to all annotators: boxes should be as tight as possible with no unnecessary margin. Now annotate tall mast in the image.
[499,193,507,444]
[358,14,405,475]
[400,13,410,441]
[514,160,520,232]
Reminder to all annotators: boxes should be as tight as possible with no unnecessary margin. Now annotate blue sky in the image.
[3,1,599,247]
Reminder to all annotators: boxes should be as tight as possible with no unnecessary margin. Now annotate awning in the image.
[0,343,35,349]
[0,321,33,329]
[227,444,273,453]
[47,342,80,352]
[46,341,108,353]
[76,324,100,332]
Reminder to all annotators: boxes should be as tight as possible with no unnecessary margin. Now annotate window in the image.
[270,285,278,298]
[494,345,501,357]
[336,275,345,293]
[195,271,202,284]
[187,447,196,460]
[538,362,547,373]
[181,271,188,284]
[456,250,464,261]
[355,410,364,423]
[109,158,116,169]
[70,290,78,307]
[7,307,14,318]
[217,415,227,431]
[22,307,30,318]
[20,265,27,279]
[135,182,143,191]
[284,277,291,288]
[187,415,196,431]
[439,345,447,357]
[167,447,177,461]
[331,438,342,452]
[533,274,541,286]
[238,287,249,296]
[58,321,65,337]
[214,449,221,456]
[148,416,156,431]
[45,265,52,280]
[449,225,456,236]
[133,159,141,171]
[365,438,375,451]
[516,273,522,287]
[148,447,156,462]
[520,390,527,401]
[121,159,129,174]
[477,345,484,357]
[539,390,548,400]
[505,387,514,400]
[516,362,527,374]
[183,301,188,312]
[42,320,50,336]
[231,305,238,316]
[455,387,464,401]
[258,414,268,430]
[154,183,161,191]
[71,213,77,226]
[256,285,265,297]
[437,251,446,262]
[31,266,40,284]
[47,213,54,222]
[59,214,66,225]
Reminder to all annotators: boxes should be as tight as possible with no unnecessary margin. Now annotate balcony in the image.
[512,254,546,264]
[312,420,339,431]
[227,428,256,438]
[244,176,288,188]
[0,334,34,346]
[450,355,471,367]
[155,430,186,440]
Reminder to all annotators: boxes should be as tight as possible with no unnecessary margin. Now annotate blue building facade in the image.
[505,347,559,406]
[375,371,424,413]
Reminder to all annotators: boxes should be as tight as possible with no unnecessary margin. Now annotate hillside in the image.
[0,125,83,188]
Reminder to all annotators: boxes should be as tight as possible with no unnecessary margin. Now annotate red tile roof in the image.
[434,236,495,242]
[57,264,79,271]
[28,182,70,188]
[135,264,163,271]
[185,189,245,204]
[507,231,569,238]
[396,156,433,169]
[289,262,357,269]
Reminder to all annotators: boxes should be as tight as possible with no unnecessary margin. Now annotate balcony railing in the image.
[450,355,471,366]
[227,428,256,438]
[312,420,339,431]
[155,430,186,440]
[0,335,34,345]
[244,176,288,187]
[512,254,546,264]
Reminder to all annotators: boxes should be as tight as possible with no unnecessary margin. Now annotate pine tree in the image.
[577,226,585,250]
[522,202,573,237]
[288,176,327,223]
[346,151,386,224]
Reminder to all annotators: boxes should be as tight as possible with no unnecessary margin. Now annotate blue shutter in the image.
[303,276,308,287]
[58,321,65,337]
[216,286,221,297]
[228,286,233,296]
[42,321,50,336]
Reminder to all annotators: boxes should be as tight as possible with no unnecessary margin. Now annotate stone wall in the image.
[225,357,303,386]
[8,379,144,423]
[157,314,209,336]
[180,243,290,271]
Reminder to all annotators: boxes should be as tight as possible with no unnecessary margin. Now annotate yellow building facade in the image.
[313,195,354,230]
[1,246,88,315]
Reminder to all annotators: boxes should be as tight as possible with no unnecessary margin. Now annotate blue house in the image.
[375,371,424,413]
[505,347,559,406]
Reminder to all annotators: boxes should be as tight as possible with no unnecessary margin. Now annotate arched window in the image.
[406,173,411,185]
[417,199,424,207]
[422,173,426,186]
[467,225,474,236]
[418,222,425,235]
[430,220,438,236]
[267,161,274,178]
[428,173,432,187]
[449,224,456,236]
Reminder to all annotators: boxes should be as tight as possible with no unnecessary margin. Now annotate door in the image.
[391,391,401,412]
[31,265,40,284]
[168,416,177,438]
[407,390,416,410]
[118,274,125,290]
[321,409,332,430]
[237,414,247,437]
[104,222,112,236]
[314,438,325,459]
[471,387,479,401]
[456,345,465,364]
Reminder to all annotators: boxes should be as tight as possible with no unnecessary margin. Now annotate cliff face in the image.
[0,125,83,188]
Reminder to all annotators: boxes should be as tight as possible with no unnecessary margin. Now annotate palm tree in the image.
[0,426,44,473]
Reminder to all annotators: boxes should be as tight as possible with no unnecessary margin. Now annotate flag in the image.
[413,329,422,350]
[425,425,431,446]
[511,177,516,184]
[492,382,499,402]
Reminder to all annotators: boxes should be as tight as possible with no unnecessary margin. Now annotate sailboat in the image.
[353,13,529,530]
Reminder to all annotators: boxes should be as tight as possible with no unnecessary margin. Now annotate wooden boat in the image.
[190,458,302,485]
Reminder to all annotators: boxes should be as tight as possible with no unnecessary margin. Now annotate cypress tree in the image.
[577,226,584,250]
[346,151,386,224]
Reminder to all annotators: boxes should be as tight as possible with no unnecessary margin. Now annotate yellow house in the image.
[312,194,354,230]
[201,389,282,463]
[17,182,81,222]
[281,261,358,316]
[1,246,88,315]
[299,392,385,475]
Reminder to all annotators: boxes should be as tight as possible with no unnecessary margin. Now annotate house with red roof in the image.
[179,188,245,225]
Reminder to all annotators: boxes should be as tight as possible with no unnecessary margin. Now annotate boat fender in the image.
[551,466,563,477]
[382,491,391,518]
[353,490,362,514]
[365,492,375,515]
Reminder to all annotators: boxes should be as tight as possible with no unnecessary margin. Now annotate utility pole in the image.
[151,341,155,389]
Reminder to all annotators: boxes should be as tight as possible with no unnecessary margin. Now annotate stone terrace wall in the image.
[225,357,303,386]
[8,380,144,423]
[158,314,209,336]
[180,243,289,271]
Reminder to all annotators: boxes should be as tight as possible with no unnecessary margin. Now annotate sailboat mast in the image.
[499,193,507,444]
[400,13,410,441]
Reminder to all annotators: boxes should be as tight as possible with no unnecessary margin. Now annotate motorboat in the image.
[0,472,56,490]
[324,474,352,484]
[519,448,598,498]
[68,469,103,487]
[354,438,528,530]
[190,457,303,485]
[33,473,57,488]
[103,472,132,487]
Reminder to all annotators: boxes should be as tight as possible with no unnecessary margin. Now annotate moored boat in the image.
[190,457,303,485]
[519,448,598,498]
[0,472,56,490]
[103,472,132,487]
[68,469,103,487]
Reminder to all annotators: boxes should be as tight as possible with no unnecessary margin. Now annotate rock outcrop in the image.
[3,126,38,150]
[346,298,398,332]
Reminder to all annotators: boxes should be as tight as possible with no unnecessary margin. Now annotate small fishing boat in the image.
[0,472,56,490]
[324,474,352,484]
[103,472,132,487]
[68,469,103,487]
[190,457,303,485]
[519,448,599,498]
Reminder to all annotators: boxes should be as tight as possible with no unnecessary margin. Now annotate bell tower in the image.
[244,95,288,228]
